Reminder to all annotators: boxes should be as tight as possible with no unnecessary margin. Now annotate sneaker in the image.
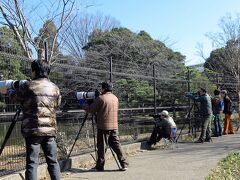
[120,167,128,171]
[229,132,235,134]
[120,161,129,171]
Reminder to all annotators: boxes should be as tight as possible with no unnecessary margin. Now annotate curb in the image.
[0,141,146,180]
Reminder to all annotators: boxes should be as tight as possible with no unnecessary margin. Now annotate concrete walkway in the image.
[61,134,240,180]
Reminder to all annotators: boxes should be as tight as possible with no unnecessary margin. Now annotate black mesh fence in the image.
[0,51,239,176]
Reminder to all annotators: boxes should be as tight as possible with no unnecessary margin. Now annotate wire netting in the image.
[0,51,239,176]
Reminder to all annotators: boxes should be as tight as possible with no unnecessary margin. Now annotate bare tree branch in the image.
[0,0,78,62]
[0,3,31,57]
[61,13,120,60]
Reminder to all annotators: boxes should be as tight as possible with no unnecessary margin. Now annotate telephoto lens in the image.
[76,91,96,100]
[0,80,27,94]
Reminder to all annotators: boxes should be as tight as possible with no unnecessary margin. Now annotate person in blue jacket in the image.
[211,89,224,137]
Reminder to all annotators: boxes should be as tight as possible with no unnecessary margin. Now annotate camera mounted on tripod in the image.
[185,91,200,98]
[0,80,28,94]
[76,89,100,105]
[149,113,161,118]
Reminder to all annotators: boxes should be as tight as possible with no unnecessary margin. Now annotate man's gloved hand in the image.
[79,99,86,109]
[79,99,85,105]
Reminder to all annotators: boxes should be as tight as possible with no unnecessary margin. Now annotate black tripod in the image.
[176,101,213,143]
[61,112,121,171]
[61,113,95,171]
[0,106,21,156]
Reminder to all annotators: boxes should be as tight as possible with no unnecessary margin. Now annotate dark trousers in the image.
[25,136,60,180]
[96,129,128,169]
[148,126,170,146]
[213,114,222,136]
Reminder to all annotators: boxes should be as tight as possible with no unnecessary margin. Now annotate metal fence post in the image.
[216,73,219,89]
[187,67,191,134]
[153,64,157,114]
[109,57,113,83]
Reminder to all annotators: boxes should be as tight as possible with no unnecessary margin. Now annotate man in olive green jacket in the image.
[186,87,212,143]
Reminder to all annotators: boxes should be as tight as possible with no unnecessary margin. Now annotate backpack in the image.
[212,97,224,112]
[218,100,224,112]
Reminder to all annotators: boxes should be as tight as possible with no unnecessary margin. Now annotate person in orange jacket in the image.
[221,90,234,135]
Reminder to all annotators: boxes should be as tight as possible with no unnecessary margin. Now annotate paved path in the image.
[61,134,240,180]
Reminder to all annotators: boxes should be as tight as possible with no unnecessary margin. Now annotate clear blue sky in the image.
[83,0,240,65]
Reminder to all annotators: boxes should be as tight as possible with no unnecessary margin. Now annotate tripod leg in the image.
[0,108,21,156]
[177,103,198,143]
[61,113,88,171]
[176,123,185,142]
[91,115,97,161]
[103,133,121,170]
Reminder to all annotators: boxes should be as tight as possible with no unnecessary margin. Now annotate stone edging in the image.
[0,141,146,180]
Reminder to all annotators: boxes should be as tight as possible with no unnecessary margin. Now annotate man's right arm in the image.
[185,93,203,102]
[82,97,102,114]
[8,81,29,103]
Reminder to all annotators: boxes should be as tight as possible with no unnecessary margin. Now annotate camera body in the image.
[0,80,27,94]
[185,91,200,97]
[149,113,161,118]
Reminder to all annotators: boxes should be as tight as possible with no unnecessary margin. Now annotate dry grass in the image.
[206,152,240,180]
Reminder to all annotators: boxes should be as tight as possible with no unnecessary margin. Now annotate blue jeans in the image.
[25,136,60,180]
[213,114,222,136]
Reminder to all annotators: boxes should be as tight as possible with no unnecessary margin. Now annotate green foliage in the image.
[204,40,240,92]
[0,58,27,80]
[156,65,188,106]
[204,47,226,73]
[188,67,217,95]
[0,27,28,80]
[206,152,240,180]
[35,20,60,57]
[137,30,153,41]
[84,27,185,74]
[0,26,25,55]
[115,79,155,107]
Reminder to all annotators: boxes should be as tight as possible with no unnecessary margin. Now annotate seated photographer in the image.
[147,110,177,148]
